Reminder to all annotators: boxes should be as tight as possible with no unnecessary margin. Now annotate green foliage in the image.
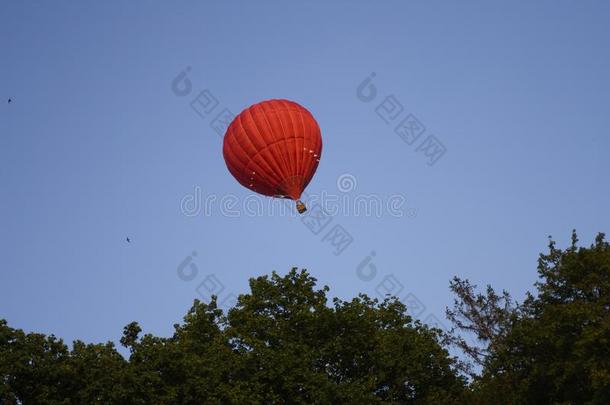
[1,269,465,404]
[0,320,126,404]
[3,232,608,404]
[448,231,610,404]
[224,270,465,403]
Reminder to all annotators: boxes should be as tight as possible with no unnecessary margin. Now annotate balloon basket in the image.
[296,200,307,214]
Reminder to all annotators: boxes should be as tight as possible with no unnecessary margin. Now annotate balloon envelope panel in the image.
[223,99,322,200]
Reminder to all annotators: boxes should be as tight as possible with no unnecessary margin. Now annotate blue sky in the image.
[1,1,609,350]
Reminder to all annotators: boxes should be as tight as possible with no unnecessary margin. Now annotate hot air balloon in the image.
[223,99,322,214]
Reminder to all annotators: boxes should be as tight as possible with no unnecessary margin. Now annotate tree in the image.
[0,319,126,404]
[225,270,465,403]
[4,232,609,404]
[447,231,610,404]
[445,277,516,377]
[1,269,466,404]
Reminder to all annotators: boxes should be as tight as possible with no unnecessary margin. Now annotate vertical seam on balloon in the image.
[241,107,281,190]
[239,110,284,191]
[280,100,299,185]
[267,100,294,192]
[233,134,309,181]
[297,106,310,183]
[291,103,306,193]
[224,127,252,186]
[281,101,303,196]
[295,104,307,185]
[300,110,321,190]
[246,104,289,192]
[299,109,315,188]
[225,127,267,191]
[258,101,293,196]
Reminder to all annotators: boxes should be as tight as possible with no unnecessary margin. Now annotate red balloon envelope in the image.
[223,99,322,213]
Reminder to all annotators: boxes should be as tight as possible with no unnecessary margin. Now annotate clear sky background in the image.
[1,1,609,351]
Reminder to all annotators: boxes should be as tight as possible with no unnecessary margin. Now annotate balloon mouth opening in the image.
[270,195,306,214]
[276,176,305,201]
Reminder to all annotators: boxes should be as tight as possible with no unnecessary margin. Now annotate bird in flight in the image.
[8,98,12,103]
[126,237,131,243]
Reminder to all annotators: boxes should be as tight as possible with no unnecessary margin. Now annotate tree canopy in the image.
[1,270,464,404]
[447,231,610,404]
[1,232,609,404]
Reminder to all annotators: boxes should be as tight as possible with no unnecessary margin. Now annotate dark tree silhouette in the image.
[446,231,610,404]
[1,270,465,404]
[2,232,609,404]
